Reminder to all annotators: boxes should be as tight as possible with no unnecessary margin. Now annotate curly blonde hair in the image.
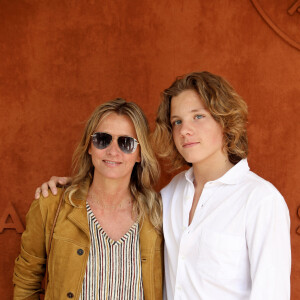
[152,71,248,170]
[66,98,162,231]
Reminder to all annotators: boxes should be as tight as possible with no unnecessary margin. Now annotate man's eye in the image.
[172,120,181,126]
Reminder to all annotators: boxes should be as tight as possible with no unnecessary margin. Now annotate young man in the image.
[153,71,291,299]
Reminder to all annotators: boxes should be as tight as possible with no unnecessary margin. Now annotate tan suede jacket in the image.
[13,189,163,300]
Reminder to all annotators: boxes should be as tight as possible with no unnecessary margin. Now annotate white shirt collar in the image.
[184,158,250,185]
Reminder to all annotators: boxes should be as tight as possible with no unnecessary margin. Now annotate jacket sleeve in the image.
[13,198,47,300]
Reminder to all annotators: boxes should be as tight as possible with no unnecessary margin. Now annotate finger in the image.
[41,182,50,197]
[35,187,41,199]
[58,177,69,185]
[50,176,58,182]
[48,180,58,195]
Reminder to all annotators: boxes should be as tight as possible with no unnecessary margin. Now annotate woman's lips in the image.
[103,160,122,166]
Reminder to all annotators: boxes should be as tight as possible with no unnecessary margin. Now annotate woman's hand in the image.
[34,176,71,199]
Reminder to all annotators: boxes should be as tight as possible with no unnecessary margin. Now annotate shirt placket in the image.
[173,182,193,299]
[174,182,215,300]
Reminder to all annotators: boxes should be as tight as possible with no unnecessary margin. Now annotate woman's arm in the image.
[13,198,47,299]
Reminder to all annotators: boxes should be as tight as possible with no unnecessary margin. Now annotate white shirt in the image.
[161,159,291,300]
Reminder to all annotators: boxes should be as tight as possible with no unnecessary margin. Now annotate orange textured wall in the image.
[0,1,299,299]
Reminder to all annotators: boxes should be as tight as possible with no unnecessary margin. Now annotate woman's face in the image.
[89,112,141,182]
[170,89,226,168]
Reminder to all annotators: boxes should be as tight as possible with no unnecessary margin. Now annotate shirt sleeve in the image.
[13,198,47,300]
[246,192,291,300]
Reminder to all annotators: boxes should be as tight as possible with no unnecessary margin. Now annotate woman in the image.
[13,98,163,300]
[154,71,291,299]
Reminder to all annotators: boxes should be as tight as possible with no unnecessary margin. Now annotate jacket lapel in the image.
[64,192,90,237]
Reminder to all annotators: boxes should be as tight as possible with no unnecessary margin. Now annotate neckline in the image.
[86,202,138,245]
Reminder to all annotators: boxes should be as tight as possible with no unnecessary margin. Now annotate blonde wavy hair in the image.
[153,71,248,170]
[66,98,162,231]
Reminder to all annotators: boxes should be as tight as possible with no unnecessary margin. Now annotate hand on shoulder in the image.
[34,176,71,199]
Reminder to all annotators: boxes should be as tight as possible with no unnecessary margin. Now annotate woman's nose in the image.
[106,139,121,155]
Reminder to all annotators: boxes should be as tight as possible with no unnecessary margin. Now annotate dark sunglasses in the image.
[91,132,139,154]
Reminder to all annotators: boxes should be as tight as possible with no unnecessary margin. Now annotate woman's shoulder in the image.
[23,188,66,229]
[36,188,66,215]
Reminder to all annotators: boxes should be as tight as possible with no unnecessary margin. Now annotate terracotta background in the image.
[0,0,299,299]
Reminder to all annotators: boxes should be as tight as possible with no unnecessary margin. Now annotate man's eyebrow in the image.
[170,115,179,120]
[170,108,206,120]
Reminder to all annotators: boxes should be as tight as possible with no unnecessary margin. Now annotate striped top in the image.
[79,203,144,300]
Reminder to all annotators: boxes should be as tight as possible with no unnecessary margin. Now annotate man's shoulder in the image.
[244,170,283,198]
[241,171,288,214]
[161,170,187,194]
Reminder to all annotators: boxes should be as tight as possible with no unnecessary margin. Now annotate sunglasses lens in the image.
[92,133,112,149]
[91,132,138,153]
[118,136,136,154]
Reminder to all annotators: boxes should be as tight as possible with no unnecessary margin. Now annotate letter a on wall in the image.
[0,202,24,233]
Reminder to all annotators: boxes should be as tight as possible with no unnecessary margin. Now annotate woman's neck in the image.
[89,175,132,208]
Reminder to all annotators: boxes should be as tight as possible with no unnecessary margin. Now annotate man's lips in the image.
[182,141,200,148]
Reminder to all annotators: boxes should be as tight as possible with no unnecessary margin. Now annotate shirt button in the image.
[176,286,182,290]
[67,292,74,298]
[77,249,84,255]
